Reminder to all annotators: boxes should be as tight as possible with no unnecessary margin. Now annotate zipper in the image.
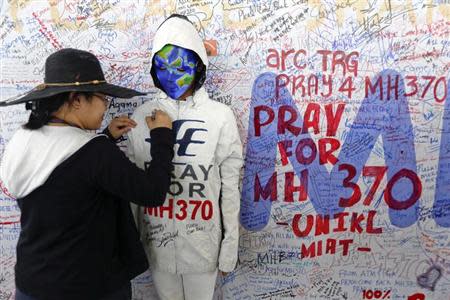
[174,99,180,274]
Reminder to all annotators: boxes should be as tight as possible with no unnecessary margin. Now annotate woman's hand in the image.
[146,109,172,130]
[107,115,137,139]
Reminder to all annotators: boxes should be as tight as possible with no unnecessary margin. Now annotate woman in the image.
[0,48,173,300]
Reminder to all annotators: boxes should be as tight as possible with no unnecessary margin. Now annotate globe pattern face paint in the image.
[154,44,198,99]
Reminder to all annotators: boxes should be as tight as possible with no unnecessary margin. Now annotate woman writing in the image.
[0,48,173,300]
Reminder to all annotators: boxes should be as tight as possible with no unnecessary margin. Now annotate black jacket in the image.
[14,128,173,300]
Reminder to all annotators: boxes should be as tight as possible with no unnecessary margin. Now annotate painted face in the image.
[153,44,198,99]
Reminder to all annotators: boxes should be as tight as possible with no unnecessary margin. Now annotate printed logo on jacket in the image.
[145,119,213,222]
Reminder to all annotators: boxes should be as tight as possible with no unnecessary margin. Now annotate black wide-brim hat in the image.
[0,48,145,106]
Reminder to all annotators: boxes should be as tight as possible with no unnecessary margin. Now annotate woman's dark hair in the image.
[23,92,93,130]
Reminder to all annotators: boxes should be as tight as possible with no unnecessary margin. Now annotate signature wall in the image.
[1,1,449,299]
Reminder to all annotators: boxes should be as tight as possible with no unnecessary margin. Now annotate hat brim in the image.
[0,83,146,107]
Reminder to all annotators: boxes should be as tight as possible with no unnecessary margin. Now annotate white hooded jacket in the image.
[1,126,100,199]
[127,16,243,274]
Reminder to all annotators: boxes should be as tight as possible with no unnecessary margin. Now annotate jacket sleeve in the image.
[124,123,141,228]
[92,128,174,207]
[216,108,243,272]
[124,128,137,164]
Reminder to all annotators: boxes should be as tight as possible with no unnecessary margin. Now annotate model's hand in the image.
[108,115,137,139]
[146,109,172,130]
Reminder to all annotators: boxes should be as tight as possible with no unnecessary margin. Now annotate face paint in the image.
[154,44,198,99]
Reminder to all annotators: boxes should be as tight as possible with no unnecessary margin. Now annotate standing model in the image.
[127,14,243,300]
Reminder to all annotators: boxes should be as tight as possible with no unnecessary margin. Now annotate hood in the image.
[150,15,208,92]
[0,126,100,198]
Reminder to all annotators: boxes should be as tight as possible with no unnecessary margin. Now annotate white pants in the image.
[151,268,218,300]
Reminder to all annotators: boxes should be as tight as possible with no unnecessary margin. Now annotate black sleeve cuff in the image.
[150,127,175,147]
[101,127,120,143]
[149,127,175,165]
